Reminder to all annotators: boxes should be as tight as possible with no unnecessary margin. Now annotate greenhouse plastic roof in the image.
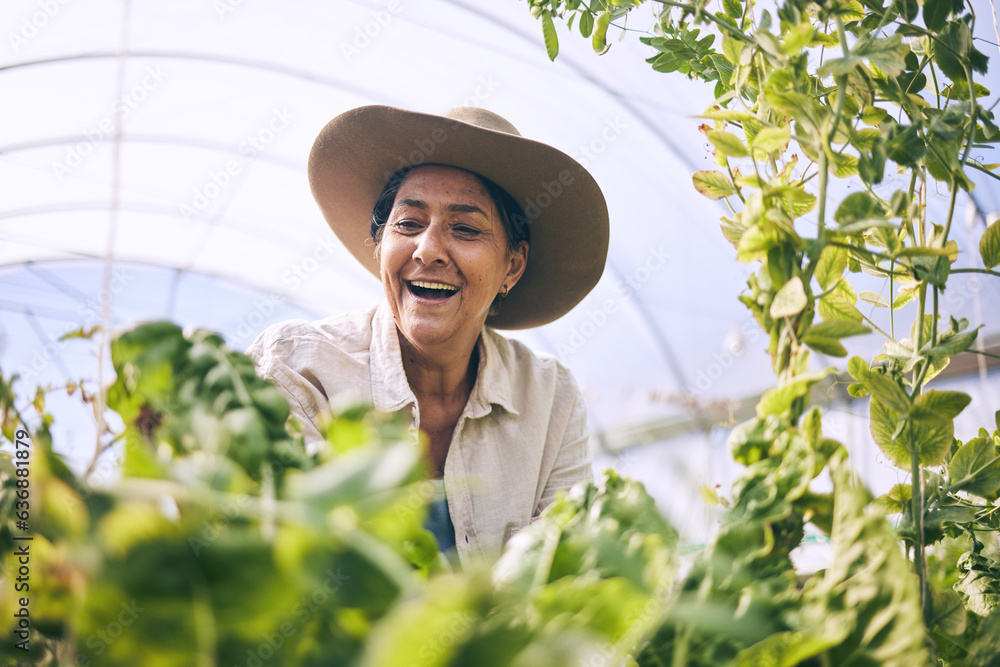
[3,0,1000,493]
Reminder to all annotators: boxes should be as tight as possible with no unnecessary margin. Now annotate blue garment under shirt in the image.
[424,480,458,561]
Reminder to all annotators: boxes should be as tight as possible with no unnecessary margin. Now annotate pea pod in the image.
[592,12,611,54]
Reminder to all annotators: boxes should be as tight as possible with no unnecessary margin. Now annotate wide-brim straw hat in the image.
[308,105,610,330]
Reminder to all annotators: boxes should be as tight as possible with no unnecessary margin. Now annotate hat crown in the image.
[444,107,522,137]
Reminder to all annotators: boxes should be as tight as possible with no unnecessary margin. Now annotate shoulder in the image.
[484,329,582,396]
[246,307,377,370]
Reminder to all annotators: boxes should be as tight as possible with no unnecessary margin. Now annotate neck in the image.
[397,329,480,403]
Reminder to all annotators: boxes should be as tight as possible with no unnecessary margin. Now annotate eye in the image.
[453,224,481,236]
[392,219,422,231]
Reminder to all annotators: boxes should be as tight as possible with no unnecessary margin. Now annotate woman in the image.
[248,105,609,564]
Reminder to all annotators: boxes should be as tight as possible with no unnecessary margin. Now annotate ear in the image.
[504,241,528,290]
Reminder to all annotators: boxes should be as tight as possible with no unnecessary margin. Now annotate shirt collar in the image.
[369,303,519,418]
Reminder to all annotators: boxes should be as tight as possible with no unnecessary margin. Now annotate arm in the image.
[537,379,595,513]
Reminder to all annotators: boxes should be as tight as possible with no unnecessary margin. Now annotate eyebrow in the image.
[394,198,490,219]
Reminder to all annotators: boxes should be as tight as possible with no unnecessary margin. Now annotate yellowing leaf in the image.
[707,129,750,158]
[692,170,738,200]
[814,245,848,290]
[859,290,889,308]
[817,280,862,322]
[980,218,1000,268]
[752,126,791,154]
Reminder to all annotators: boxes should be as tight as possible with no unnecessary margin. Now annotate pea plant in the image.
[529,0,1000,662]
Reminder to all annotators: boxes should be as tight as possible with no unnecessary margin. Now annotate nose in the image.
[413,222,448,266]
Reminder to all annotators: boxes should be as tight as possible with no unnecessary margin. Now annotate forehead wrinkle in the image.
[447,203,491,219]
[393,197,428,211]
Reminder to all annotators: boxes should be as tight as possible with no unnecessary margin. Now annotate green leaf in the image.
[819,55,861,77]
[910,389,971,421]
[578,10,594,37]
[781,23,815,56]
[707,129,750,157]
[892,283,918,309]
[817,280,862,322]
[859,290,889,308]
[941,81,991,100]
[872,483,911,513]
[930,589,968,636]
[861,105,889,126]
[934,21,971,81]
[923,329,978,357]
[751,126,791,154]
[847,355,869,381]
[770,276,808,318]
[723,0,742,19]
[885,124,925,167]
[871,395,955,468]
[814,245,848,290]
[699,483,720,506]
[757,370,831,418]
[803,336,847,357]
[734,631,839,666]
[869,397,911,468]
[856,34,908,77]
[800,457,930,665]
[955,551,1000,616]
[541,11,559,61]
[692,170,738,199]
[696,108,758,122]
[807,321,871,339]
[981,218,1000,268]
[867,372,911,414]
[948,436,1000,497]
[922,0,952,31]
[834,191,883,226]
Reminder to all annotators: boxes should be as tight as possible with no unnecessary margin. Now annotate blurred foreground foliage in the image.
[1,320,998,665]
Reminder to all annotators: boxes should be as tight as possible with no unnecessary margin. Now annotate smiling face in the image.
[378,165,527,355]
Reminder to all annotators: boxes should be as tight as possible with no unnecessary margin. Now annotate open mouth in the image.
[408,280,459,301]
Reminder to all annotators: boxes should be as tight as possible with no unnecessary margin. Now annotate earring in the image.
[500,285,509,298]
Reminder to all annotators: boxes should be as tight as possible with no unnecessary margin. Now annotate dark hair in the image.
[370,165,530,253]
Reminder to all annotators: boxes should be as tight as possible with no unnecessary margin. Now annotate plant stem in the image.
[909,432,929,625]
[651,0,755,42]
[889,260,896,340]
[965,347,1000,361]
[951,267,1000,278]
[942,174,960,240]
[912,282,930,391]
[965,160,1000,182]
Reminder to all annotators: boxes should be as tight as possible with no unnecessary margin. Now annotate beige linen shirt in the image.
[246,303,594,564]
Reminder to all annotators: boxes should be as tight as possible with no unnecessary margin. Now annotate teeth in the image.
[410,280,458,291]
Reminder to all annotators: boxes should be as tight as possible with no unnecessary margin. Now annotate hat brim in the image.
[308,105,609,329]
